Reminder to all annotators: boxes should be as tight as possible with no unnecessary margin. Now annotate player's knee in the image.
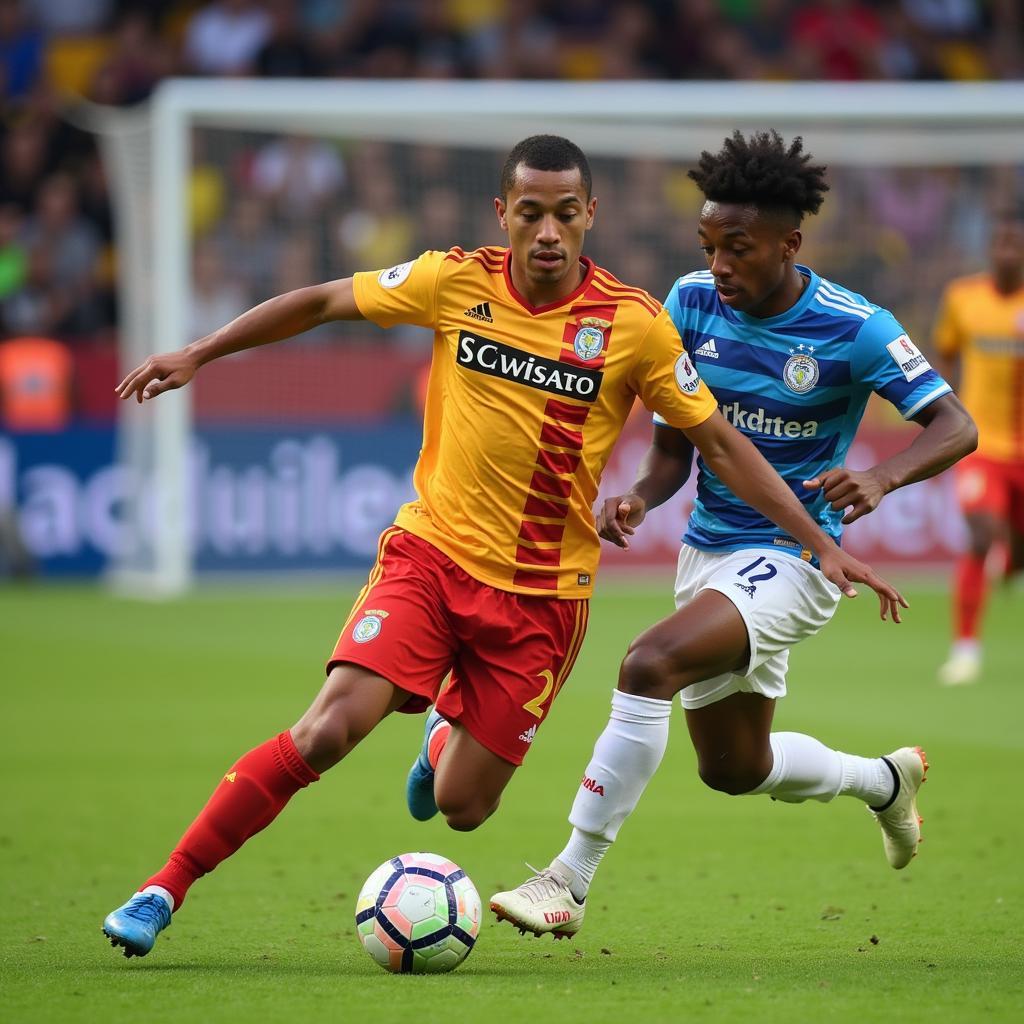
[291,712,354,772]
[618,639,681,700]
[966,519,997,557]
[437,795,495,832]
[967,534,994,559]
[697,755,769,796]
[291,702,373,773]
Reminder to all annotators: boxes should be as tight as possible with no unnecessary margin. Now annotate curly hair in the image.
[688,130,829,222]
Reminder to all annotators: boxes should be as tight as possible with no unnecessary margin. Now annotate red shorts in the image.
[328,528,589,765]
[955,453,1024,533]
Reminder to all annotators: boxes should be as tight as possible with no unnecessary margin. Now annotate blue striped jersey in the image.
[655,265,952,557]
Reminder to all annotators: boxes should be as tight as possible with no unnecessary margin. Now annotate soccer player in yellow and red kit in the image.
[103,136,903,960]
[934,208,1024,685]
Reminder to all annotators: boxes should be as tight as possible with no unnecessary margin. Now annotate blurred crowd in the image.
[0,0,1022,428]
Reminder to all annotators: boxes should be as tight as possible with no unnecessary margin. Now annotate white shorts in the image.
[674,545,842,711]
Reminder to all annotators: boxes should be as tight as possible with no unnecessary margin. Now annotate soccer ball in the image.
[355,852,481,974]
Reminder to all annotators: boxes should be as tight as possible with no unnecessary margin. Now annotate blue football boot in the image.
[405,708,448,821]
[102,891,172,958]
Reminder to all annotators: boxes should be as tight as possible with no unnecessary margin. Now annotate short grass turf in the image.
[1,577,1022,1023]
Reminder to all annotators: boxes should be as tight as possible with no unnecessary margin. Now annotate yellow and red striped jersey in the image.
[353,246,716,597]
[933,273,1024,461]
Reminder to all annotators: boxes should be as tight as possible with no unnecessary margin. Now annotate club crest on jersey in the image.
[573,325,605,361]
[352,612,385,643]
[783,344,819,394]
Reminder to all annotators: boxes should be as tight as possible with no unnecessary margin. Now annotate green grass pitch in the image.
[1,577,1021,1022]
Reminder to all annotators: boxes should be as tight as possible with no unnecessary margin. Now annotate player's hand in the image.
[115,350,199,403]
[816,545,908,623]
[803,467,888,525]
[596,492,647,549]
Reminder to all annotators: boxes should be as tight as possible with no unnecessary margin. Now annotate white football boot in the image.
[937,650,980,686]
[870,746,929,869]
[490,864,584,939]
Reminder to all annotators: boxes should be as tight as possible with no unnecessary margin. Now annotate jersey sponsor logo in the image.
[974,335,1024,355]
[378,260,415,288]
[577,572,591,586]
[518,723,538,744]
[733,582,757,598]
[886,334,931,382]
[695,337,720,359]
[352,613,384,643]
[719,400,819,438]
[463,301,494,323]
[224,772,237,783]
[674,351,701,394]
[573,325,605,361]
[581,775,605,796]
[456,331,603,400]
[783,345,819,393]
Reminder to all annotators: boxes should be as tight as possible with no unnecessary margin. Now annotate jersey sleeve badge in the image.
[674,351,702,394]
[885,334,931,382]
[378,261,415,289]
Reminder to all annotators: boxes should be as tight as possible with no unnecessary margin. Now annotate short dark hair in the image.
[500,135,592,199]
[689,130,829,223]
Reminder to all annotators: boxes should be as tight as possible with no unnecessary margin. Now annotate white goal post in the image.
[96,79,1024,596]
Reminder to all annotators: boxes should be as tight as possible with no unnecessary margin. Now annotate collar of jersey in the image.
[502,249,596,315]
[727,264,819,328]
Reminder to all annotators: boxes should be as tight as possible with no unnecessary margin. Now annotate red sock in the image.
[142,731,319,910]
[427,721,450,770]
[954,554,987,641]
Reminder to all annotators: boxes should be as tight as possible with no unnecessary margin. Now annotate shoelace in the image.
[517,863,571,904]
[123,894,171,928]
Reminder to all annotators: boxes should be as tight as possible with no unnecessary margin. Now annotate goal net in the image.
[97,79,1024,595]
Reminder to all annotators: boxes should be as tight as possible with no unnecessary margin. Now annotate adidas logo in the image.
[463,301,494,323]
[695,338,719,359]
[518,723,537,744]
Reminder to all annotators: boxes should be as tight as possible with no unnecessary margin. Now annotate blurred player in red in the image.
[102,135,902,960]
[934,207,1024,685]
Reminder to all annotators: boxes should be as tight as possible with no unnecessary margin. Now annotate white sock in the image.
[552,833,609,902]
[556,689,672,899]
[749,732,894,807]
[952,638,980,661]
[141,884,175,912]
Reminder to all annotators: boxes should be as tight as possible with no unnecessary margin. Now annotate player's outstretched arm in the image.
[684,410,908,622]
[115,277,363,403]
[597,425,695,549]
[803,394,977,524]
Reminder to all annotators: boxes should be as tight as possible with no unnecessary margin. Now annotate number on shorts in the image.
[523,669,555,719]
[736,555,778,585]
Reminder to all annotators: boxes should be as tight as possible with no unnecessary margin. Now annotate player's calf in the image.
[697,756,773,796]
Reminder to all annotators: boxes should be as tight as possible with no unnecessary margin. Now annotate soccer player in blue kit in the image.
[490,131,978,938]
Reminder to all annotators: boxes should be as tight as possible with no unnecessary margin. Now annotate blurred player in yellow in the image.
[934,207,1024,685]
[101,135,901,961]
